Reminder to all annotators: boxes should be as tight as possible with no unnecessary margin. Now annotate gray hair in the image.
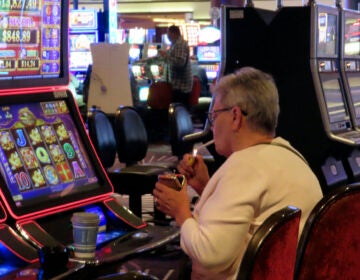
[212,67,279,134]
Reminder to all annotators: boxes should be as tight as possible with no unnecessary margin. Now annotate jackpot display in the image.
[0,0,69,90]
[69,9,98,73]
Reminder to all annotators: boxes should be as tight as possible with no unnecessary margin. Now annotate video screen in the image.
[128,28,146,45]
[343,11,360,57]
[321,76,348,124]
[206,70,218,80]
[69,9,97,30]
[69,33,97,52]
[69,32,97,72]
[147,44,158,58]
[150,65,160,79]
[347,75,360,119]
[0,0,69,90]
[138,86,149,102]
[198,26,221,45]
[197,46,221,62]
[129,45,141,61]
[131,65,142,78]
[317,12,338,57]
[0,92,107,217]
[69,51,93,73]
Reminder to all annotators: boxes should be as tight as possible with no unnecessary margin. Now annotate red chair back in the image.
[147,81,172,110]
[295,183,360,280]
[238,206,301,280]
[189,76,201,106]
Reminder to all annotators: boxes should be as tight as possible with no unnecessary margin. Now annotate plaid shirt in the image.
[163,37,193,93]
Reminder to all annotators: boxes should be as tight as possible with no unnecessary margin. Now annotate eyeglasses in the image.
[207,106,248,126]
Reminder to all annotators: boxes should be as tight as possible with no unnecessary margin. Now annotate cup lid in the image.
[71,212,100,225]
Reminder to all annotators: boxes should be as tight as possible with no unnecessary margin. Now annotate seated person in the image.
[153,66,323,279]
[191,56,210,97]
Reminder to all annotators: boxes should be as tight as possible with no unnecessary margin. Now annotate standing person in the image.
[153,67,323,280]
[158,25,193,107]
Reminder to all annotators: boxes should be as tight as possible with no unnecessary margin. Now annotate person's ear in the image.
[232,106,242,129]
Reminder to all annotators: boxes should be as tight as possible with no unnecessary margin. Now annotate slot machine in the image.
[184,5,277,173]
[219,5,276,76]
[143,43,163,82]
[196,45,221,83]
[269,1,360,192]
[133,43,163,106]
[69,9,99,83]
[196,26,221,84]
[340,8,360,181]
[0,0,179,277]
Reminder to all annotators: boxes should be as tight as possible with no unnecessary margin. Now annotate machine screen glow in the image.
[0,100,98,209]
[317,12,338,57]
[321,77,348,123]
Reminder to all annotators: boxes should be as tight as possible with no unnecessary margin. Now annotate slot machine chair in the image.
[147,81,173,110]
[113,106,177,170]
[168,103,195,160]
[145,81,173,142]
[188,76,201,107]
[114,106,181,222]
[168,103,216,178]
[87,107,171,218]
[237,206,301,280]
[294,183,360,280]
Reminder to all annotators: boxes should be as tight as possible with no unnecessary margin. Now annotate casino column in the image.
[100,0,118,43]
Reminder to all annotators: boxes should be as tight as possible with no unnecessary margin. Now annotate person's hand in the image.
[177,154,210,195]
[153,180,192,226]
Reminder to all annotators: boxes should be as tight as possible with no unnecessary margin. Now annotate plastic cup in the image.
[71,212,100,259]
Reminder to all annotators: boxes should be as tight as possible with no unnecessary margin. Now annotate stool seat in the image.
[87,107,171,218]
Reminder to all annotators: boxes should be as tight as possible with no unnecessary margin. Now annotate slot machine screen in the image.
[347,74,360,119]
[317,9,338,58]
[321,76,348,125]
[0,0,69,91]
[198,26,221,45]
[69,9,98,30]
[197,46,221,62]
[150,65,160,79]
[138,86,149,102]
[129,45,141,62]
[343,10,360,57]
[0,91,111,218]
[147,44,158,58]
[131,65,142,79]
[69,32,97,72]
[128,29,146,45]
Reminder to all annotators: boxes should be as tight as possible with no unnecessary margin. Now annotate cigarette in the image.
[192,139,215,157]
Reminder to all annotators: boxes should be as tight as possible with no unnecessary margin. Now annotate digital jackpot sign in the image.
[0,0,63,80]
